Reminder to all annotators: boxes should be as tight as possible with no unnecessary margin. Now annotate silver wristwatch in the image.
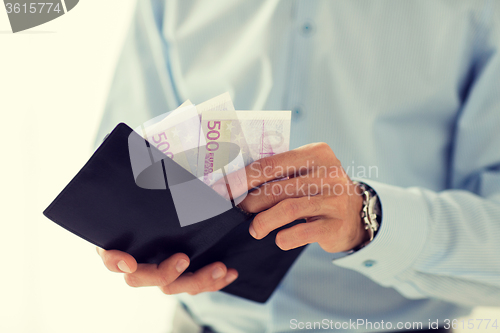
[352,181,381,251]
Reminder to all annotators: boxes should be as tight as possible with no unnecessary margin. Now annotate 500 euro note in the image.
[197,110,291,187]
[137,93,235,175]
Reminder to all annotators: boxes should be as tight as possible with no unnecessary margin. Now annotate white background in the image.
[0,1,176,332]
[0,1,498,332]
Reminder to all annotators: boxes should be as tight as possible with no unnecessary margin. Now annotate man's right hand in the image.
[96,247,238,295]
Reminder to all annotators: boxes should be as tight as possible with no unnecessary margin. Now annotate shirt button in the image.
[363,260,376,267]
[292,106,302,120]
[301,21,314,35]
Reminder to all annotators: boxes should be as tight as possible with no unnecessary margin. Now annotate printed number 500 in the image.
[152,132,174,158]
[206,121,221,152]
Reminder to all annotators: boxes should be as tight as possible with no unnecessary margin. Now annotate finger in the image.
[199,268,238,292]
[275,219,333,251]
[160,268,238,295]
[213,143,336,199]
[239,175,327,213]
[97,247,138,273]
[249,196,324,239]
[123,253,190,287]
[159,262,229,295]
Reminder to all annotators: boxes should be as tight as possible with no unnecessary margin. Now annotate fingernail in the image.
[225,273,237,283]
[176,259,189,273]
[212,267,224,280]
[117,260,131,273]
[249,225,257,238]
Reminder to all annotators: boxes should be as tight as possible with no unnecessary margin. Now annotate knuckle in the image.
[323,196,337,214]
[160,285,173,295]
[316,142,329,150]
[206,284,221,292]
[155,274,171,287]
[124,274,139,288]
[266,184,282,205]
[101,251,112,267]
[252,215,266,234]
[257,157,276,177]
[293,226,309,241]
[340,166,349,177]
[314,197,323,212]
[251,160,266,178]
[308,198,322,215]
[299,224,324,242]
[282,200,301,218]
[190,278,205,295]
[338,170,349,184]
[296,224,316,241]
[311,142,330,154]
[322,177,335,191]
[317,221,333,238]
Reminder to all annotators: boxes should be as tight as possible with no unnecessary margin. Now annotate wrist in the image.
[349,181,381,252]
[351,183,369,249]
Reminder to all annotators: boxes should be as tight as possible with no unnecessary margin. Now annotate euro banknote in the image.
[138,93,236,174]
[136,93,291,187]
[197,110,291,186]
[139,104,201,174]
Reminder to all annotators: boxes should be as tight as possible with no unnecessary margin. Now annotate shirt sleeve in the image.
[94,0,180,148]
[333,2,500,307]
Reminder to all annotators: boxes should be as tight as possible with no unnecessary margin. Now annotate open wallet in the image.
[43,123,306,303]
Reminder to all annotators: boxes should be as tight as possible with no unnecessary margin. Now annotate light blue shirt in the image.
[96,1,500,332]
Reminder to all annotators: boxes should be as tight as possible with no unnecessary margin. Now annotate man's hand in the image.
[96,248,238,295]
[214,143,367,253]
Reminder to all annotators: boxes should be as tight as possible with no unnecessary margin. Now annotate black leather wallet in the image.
[43,123,305,303]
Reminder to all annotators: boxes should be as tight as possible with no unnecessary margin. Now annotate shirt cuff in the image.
[332,179,430,288]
